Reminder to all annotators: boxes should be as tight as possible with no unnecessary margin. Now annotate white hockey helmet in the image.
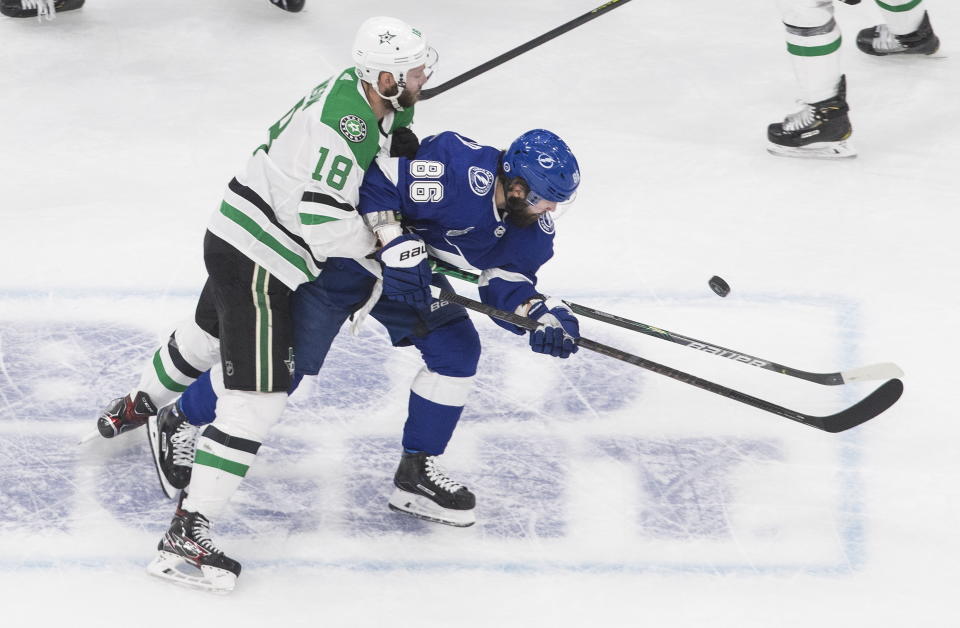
[352,16,436,106]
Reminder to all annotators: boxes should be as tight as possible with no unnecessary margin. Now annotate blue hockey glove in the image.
[527,298,579,358]
[376,234,433,309]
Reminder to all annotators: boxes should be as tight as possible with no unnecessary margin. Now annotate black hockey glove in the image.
[390,127,420,159]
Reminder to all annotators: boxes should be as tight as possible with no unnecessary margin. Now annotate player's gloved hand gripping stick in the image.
[376,234,433,309]
[526,298,579,358]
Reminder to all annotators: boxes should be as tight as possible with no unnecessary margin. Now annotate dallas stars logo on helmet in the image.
[339,115,367,143]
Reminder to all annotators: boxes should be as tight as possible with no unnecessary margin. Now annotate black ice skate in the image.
[268,0,304,12]
[857,11,940,57]
[388,451,476,527]
[147,501,241,593]
[767,75,855,159]
[96,391,157,438]
[0,0,84,18]
[147,403,199,499]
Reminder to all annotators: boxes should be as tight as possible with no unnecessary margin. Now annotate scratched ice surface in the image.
[342,436,433,537]
[283,321,643,426]
[471,435,567,539]
[282,329,393,424]
[468,324,644,423]
[592,437,783,539]
[0,432,78,532]
[0,323,155,421]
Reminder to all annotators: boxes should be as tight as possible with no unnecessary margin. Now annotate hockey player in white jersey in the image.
[0,0,83,19]
[94,16,436,592]
[767,0,940,159]
[268,0,305,11]
[0,0,295,18]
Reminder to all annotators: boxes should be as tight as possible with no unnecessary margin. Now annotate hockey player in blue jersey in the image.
[153,128,581,528]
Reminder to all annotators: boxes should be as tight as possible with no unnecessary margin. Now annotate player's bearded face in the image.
[504,194,538,228]
[503,178,555,228]
[386,65,430,109]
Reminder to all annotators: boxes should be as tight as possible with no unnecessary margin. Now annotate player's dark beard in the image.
[503,196,539,228]
[383,83,419,110]
[397,87,419,109]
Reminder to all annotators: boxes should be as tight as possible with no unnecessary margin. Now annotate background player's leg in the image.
[857,1,939,55]
[768,0,854,158]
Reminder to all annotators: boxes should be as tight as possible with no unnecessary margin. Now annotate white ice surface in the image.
[1,1,959,626]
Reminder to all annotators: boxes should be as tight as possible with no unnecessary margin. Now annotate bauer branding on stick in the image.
[709,275,730,297]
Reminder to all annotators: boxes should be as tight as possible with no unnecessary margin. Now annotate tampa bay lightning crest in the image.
[538,212,555,234]
[468,166,494,196]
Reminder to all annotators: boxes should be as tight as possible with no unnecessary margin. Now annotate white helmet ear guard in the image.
[352,16,436,108]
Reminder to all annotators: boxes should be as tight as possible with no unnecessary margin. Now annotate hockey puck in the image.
[709,275,730,298]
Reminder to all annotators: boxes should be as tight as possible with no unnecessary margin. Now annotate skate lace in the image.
[424,457,464,494]
[21,0,56,21]
[190,514,223,555]
[872,24,906,53]
[782,102,816,132]
[171,423,199,466]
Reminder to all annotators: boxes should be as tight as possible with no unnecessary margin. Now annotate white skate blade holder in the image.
[147,552,237,593]
[767,140,857,159]
[388,488,476,527]
[146,415,179,500]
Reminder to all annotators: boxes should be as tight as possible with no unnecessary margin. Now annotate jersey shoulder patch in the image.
[537,212,556,234]
[319,67,380,168]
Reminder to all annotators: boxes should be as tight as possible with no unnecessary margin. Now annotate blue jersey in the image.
[359,131,558,319]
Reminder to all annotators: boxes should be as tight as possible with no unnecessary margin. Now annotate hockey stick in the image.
[429,259,902,386]
[436,289,904,433]
[420,0,634,100]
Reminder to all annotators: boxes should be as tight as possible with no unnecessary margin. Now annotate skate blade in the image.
[146,416,179,500]
[147,552,237,593]
[77,430,102,445]
[767,140,857,160]
[388,488,476,527]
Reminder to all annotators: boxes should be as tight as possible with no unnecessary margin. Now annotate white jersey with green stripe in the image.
[208,67,415,290]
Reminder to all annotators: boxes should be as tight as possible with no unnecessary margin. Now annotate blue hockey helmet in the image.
[502,129,580,203]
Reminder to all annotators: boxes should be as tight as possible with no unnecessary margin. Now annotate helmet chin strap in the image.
[372,70,407,112]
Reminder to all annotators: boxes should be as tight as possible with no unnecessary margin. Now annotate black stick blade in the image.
[818,378,904,433]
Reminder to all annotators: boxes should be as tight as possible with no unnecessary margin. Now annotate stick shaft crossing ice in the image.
[437,289,904,433]
[429,259,902,386]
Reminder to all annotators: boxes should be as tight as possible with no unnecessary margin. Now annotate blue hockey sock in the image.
[401,391,463,456]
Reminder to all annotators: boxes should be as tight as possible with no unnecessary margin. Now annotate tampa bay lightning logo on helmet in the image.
[502,129,580,203]
[468,166,494,196]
